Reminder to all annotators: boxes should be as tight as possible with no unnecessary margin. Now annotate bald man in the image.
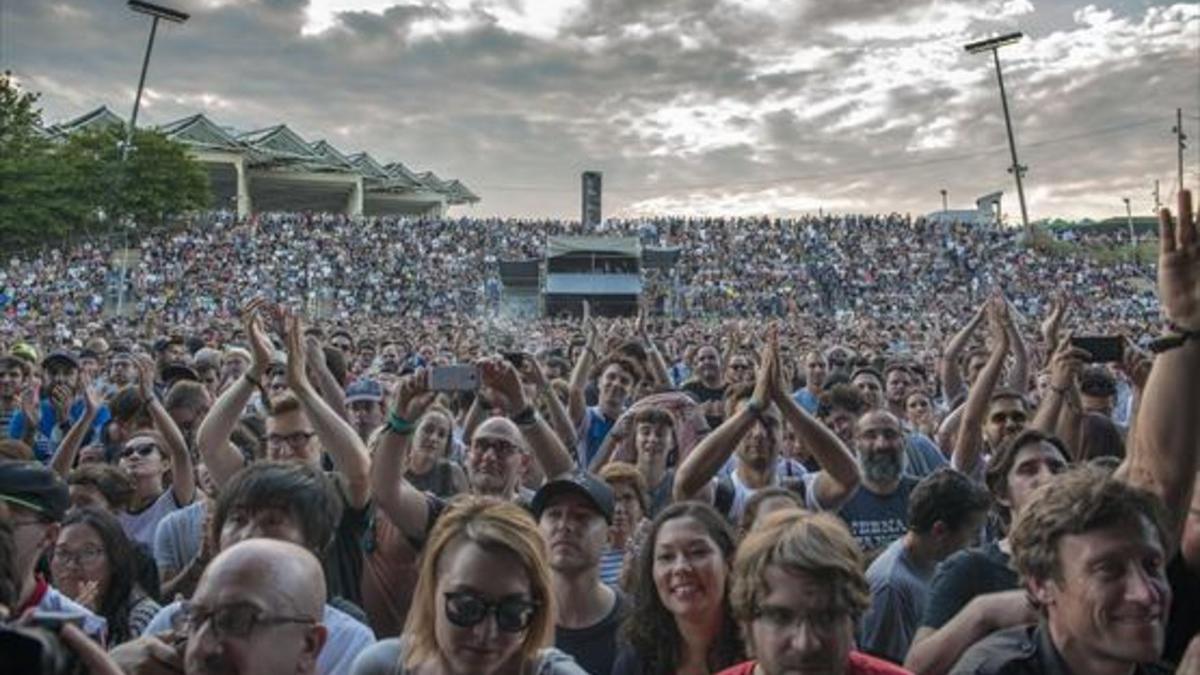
[185,539,328,675]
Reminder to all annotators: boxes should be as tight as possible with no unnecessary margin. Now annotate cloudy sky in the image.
[2,0,1198,221]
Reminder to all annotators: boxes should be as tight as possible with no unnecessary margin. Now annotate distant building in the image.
[925,191,1003,226]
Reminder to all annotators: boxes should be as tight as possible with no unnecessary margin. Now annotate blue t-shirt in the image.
[576,406,616,469]
[837,475,919,555]
[792,388,820,414]
[9,398,111,463]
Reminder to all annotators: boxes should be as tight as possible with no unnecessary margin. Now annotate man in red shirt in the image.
[720,509,911,675]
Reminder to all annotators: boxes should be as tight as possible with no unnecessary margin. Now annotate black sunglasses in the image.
[444,591,538,633]
[121,443,160,459]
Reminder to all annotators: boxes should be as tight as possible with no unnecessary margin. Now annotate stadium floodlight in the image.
[964,31,1030,233]
[118,0,187,315]
[127,0,190,23]
[964,32,1023,54]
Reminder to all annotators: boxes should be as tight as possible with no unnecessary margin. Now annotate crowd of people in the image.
[0,191,1196,675]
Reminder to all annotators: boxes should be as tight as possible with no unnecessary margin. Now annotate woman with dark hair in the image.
[403,406,467,498]
[613,501,744,675]
[49,507,161,645]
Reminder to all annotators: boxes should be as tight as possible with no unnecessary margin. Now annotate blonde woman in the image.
[351,496,587,675]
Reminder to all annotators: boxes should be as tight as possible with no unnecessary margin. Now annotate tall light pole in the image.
[940,188,948,212]
[118,1,188,316]
[965,32,1030,233]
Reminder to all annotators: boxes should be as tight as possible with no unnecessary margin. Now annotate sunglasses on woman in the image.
[121,443,161,459]
[443,591,538,633]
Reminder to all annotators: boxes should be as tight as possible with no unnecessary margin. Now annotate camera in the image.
[0,621,82,675]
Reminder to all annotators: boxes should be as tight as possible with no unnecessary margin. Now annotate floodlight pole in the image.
[966,33,1030,233]
[940,189,948,212]
[118,2,188,316]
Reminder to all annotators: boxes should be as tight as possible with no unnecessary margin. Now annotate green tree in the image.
[60,125,211,229]
[0,71,89,246]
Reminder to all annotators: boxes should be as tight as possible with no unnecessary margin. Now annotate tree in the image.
[59,125,210,229]
[0,71,89,246]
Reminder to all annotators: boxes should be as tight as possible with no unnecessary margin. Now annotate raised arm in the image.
[567,318,599,428]
[770,349,861,509]
[285,312,371,509]
[138,357,195,506]
[674,333,773,502]
[636,308,673,390]
[1030,337,1087,436]
[480,357,575,479]
[1002,304,1029,394]
[939,305,985,404]
[951,297,1010,476]
[50,375,103,479]
[520,355,577,450]
[1118,189,1200,555]
[196,300,272,487]
[306,335,349,422]
[371,370,435,540]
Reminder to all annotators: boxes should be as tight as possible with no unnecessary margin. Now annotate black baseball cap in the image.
[531,471,615,524]
[42,351,80,371]
[0,461,70,521]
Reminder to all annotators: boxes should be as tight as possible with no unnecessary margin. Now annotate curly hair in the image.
[984,429,1069,526]
[1010,465,1170,588]
[622,502,744,675]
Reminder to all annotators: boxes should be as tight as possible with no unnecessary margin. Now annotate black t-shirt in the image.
[682,381,726,429]
[836,476,919,556]
[327,474,371,606]
[1164,555,1200,666]
[555,590,627,675]
[921,541,1017,630]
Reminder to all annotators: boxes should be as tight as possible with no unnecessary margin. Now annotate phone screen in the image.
[1070,336,1124,363]
[429,365,480,392]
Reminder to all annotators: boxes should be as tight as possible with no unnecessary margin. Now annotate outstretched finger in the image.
[1177,189,1195,249]
[1159,207,1177,255]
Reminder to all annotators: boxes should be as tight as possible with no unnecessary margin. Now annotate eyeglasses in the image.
[473,438,521,458]
[54,546,105,567]
[443,591,539,633]
[266,431,315,448]
[754,604,846,635]
[121,443,160,459]
[177,601,316,639]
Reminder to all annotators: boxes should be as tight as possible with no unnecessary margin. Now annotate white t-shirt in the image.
[144,600,376,675]
[37,584,108,642]
[120,489,185,550]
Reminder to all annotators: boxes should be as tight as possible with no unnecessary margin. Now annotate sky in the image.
[2,0,1198,221]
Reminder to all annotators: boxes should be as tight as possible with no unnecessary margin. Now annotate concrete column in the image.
[236,157,252,219]
[346,177,364,216]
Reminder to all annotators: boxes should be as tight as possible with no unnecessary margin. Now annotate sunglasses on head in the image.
[444,591,538,633]
[121,443,160,459]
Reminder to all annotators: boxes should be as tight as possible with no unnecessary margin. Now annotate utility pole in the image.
[940,189,948,212]
[965,32,1030,233]
[1173,108,1187,193]
[1153,179,1161,213]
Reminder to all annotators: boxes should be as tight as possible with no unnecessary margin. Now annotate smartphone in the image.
[430,365,480,392]
[1070,336,1124,363]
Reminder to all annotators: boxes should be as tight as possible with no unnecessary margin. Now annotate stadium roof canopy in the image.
[45,106,480,217]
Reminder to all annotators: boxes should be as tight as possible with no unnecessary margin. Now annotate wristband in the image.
[744,397,764,415]
[243,373,262,389]
[387,412,416,436]
[1148,328,1200,354]
[511,406,538,427]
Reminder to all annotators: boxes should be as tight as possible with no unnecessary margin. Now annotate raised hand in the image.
[1040,291,1069,349]
[1158,189,1199,331]
[478,357,530,416]
[752,325,778,407]
[241,298,274,377]
[1119,336,1153,391]
[1046,333,1090,391]
[19,379,41,429]
[305,335,327,371]
[393,368,435,421]
[81,373,104,416]
[282,311,311,394]
[134,355,157,402]
[986,294,1010,349]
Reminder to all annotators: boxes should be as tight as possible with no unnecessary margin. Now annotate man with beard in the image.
[682,344,727,429]
[568,321,642,469]
[10,351,110,462]
[675,328,861,522]
[837,410,920,555]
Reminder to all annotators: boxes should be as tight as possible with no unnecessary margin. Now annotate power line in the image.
[475,117,1165,194]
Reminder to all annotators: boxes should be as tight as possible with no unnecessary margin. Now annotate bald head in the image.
[474,417,528,451]
[199,539,326,619]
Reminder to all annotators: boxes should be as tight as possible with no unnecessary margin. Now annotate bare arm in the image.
[940,306,984,404]
[905,590,1037,675]
[286,313,371,509]
[371,370,435,540]
[197,299,273,487]
[480,357,576,479]
[522,357,577,450]
[1117,191,1200,555]
[50,376,101,479]
[1002,315,1029,393]
[307,336,349,422]
[567,321,598,428]
[139,359,195,506]
[951,297,1010,476]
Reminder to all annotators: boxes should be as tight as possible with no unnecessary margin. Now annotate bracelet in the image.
[243,373,262,388]
[510,406,538,427]
[744,397,764,415]
[1148,328,1200,354]
[387,411,416,436]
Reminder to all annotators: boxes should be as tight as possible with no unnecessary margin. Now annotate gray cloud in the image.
[3,0,1197,220]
